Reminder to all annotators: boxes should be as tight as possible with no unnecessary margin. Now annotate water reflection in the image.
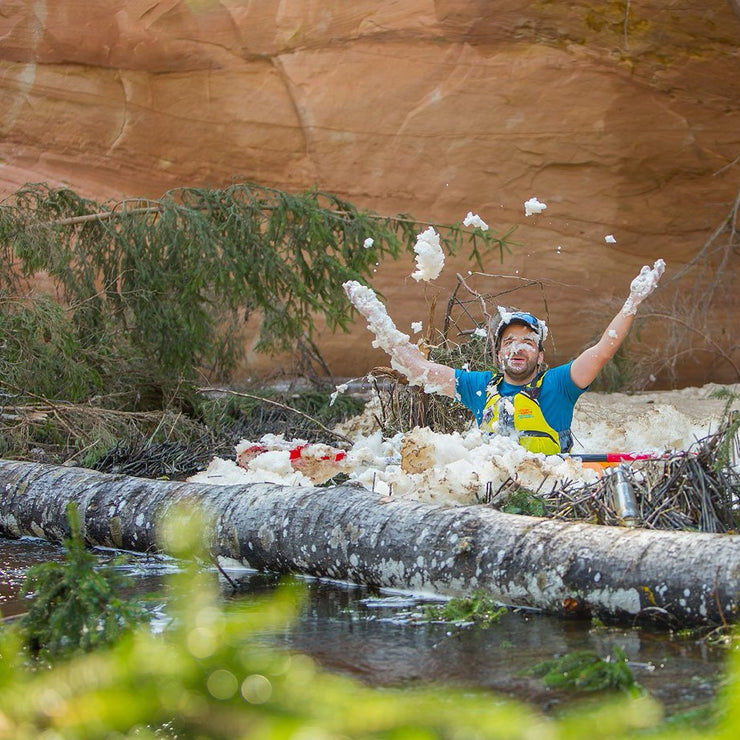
[0,538,68,618]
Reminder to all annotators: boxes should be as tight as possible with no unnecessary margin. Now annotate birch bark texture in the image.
[0,459,737,626]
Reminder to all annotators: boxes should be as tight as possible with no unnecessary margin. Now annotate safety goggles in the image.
[493,311,544,346]
[506,312,540,331]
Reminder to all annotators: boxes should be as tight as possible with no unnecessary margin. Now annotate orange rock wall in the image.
[1,1,739,386]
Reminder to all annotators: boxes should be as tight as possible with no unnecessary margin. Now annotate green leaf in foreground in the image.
[6,509,740,738]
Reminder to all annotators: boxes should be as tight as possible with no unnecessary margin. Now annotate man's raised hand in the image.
[623,259,666,316]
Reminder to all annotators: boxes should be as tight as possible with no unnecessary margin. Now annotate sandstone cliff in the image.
[1,1,738,387]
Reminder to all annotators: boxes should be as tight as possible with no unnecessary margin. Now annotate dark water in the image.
[248,576,724,716]
[0,537,727,717]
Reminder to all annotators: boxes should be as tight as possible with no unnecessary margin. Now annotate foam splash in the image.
[524,197,547,216]
[411,226,444,282]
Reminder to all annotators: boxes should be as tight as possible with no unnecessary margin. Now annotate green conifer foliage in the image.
[0,182,513,388]
[20,503,148,659]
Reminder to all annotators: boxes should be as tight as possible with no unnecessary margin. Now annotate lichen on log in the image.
[0,459,738,627]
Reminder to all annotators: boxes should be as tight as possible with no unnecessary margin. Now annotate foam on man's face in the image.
[497,325,542,381]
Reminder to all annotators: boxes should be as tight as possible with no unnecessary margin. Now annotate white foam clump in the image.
[330,383,349,406]
[463,212,489,231]
[524,197,547,217]
[189,449,314,487]
[363,237,374,249]
[411,321,423,334]
[411,227,444,282]
[622,259,666,316]
[605,234,617,244]
[188,433,353,487]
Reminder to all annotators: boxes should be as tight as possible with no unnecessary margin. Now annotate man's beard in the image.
[499,353,539,382]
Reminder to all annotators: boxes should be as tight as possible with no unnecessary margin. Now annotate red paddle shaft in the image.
[565,452,666,463]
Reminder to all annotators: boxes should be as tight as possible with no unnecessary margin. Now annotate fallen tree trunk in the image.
[0,459,738,626]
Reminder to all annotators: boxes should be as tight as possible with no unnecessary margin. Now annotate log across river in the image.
[0,459,737,626]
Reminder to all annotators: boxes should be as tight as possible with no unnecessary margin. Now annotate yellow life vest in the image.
[480,373,563,455]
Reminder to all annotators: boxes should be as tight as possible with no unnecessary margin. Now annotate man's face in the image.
[496,323,543,382]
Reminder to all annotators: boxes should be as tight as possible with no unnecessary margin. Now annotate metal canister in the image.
[611,464,640,526]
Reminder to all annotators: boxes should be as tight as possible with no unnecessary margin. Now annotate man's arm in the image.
[570,259,665,389]
[343,281,457,397]
[386,340,457,398]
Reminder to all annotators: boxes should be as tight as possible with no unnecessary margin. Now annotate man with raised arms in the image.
[344,259,665,454]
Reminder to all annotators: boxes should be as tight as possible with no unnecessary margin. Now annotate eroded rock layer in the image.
[1,2,738,385]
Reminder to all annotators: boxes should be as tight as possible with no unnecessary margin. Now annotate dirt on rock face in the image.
[1,2,738,387]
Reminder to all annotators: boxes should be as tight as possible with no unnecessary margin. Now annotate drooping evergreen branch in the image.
[0,182,515,384]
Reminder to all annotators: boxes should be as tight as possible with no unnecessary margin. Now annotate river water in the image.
[0,535,727,719]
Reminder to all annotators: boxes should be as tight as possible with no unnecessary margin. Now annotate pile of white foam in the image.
[343,426,597,504]
[188,386,738,506]
[188,423,599,505]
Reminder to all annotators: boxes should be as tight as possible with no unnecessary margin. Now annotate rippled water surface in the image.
[252,576,725,716]
[0,537,727,717]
